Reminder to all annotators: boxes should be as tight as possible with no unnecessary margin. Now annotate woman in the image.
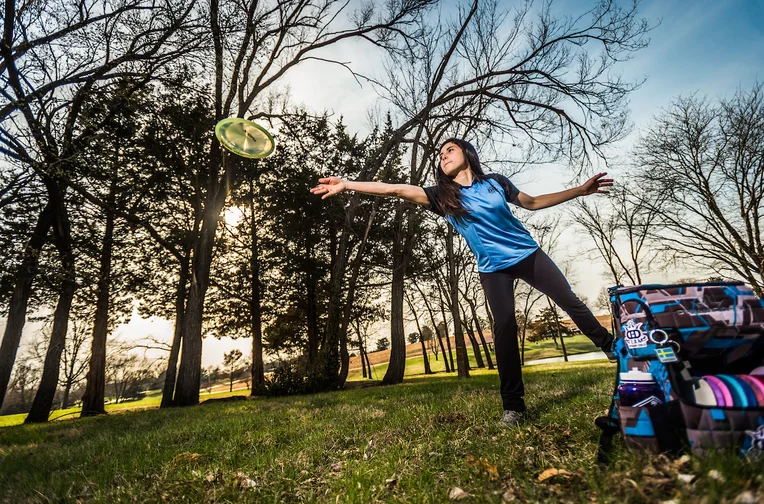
[310,138,615,426]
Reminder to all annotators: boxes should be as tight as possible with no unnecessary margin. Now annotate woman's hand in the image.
[310,176,347,199]
[579,172,613,196]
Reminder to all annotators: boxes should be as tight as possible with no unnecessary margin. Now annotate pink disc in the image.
[747,374,764,398]
[702,376,733,407]
[739,375,764,406]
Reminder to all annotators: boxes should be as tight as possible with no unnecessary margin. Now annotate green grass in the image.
[1,361,762,503]
[0,388,248,428]
[348,335,602,382]
[521,334,601,361]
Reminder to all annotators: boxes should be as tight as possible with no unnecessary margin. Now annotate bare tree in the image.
[59,319,91,409]
[404,288,433,374]
[633,84,764,295]
[0,0,200,420]
[2,355,38,414]
[571,183,661,286]
[107,351,156,404]
[171,0,439,406]
[222,349,243,392]
[362,0,649,385]
[457,244,494,369]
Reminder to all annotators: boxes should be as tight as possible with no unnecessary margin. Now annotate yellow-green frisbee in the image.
[214,117,275,159]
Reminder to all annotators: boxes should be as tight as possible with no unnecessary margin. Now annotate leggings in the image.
[479,248,611,412]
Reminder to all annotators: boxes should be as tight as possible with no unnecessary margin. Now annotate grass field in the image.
[1,361,762,503]
[0,335,599,428]
[347,334,603,381]
[0,388,247,428]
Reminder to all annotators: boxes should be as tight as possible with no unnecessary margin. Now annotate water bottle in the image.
[618,368,664,408]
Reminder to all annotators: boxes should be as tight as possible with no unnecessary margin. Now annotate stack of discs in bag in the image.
[694,372,764,407]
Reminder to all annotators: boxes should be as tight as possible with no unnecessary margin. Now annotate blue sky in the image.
[278,0,764,336]
[120,0,764,365]
[620,0,763,139]
[6,0,763,367]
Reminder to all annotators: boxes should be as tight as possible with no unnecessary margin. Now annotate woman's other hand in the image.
[310,177,347,199]
[579,172,613,196]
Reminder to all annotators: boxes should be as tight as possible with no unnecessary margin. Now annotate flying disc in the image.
[717,374,749,408]
[740,375,764,405]
[703,376,732,407]
[751,366,764,376]
[692,377,718,406]
[214,117,275,159]
[746,374,764,397]
[729,375,758,407]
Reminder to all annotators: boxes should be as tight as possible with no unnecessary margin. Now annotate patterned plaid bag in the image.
[596,282,764,461]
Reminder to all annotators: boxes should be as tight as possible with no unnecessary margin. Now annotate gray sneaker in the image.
[601,334,617,363]
[500,410,523,427]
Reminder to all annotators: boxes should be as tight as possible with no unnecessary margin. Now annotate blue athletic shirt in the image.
[423,174,539,273]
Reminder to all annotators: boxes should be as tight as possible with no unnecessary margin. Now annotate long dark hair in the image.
[434,138,486,217]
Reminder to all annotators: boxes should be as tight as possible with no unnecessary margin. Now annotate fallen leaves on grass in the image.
[232,472,258,490]
[204,470,223,484]
[363,439,375,460]
[448,487,472,500]
[330,461,343,473]
[537,468,571,483]
[677,474,695,484]
[733,490,757,504]
[501,489,516,502]
[171,452,206,466]
[466,455,499,481]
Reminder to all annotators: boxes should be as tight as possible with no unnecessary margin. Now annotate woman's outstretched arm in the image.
[516,172,613,210]
[310,177,430,206]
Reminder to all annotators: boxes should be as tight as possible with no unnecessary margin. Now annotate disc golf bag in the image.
[597,282,764,457]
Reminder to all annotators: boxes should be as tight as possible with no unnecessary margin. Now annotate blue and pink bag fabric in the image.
[597,282,764,459]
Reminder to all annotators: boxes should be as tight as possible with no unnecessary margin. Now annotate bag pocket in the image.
[617,399,686,454]
[679,401,764,456]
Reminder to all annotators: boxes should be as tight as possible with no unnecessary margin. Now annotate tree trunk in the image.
[62,382,71,410]
[26,189,76,423]
[436,329,449,371]
[446,226,469,378]
[483,297,494,337]
[413,281,450,372]
[160,257,189,408]
[468,300,494,369]
[248,183,265,395]
[438,294,455,372]
[363,343,373,379]
[80,206,115,416]
[337,203,378,388]
[418,331,432,374]
[383,204,408,385]
[548,297,568,362]
[174,220,215,406]
[405,290,432,375]
[306,269,319,365]
[174,169,227,406]
[460,303,484,368]
[0,202,53,409]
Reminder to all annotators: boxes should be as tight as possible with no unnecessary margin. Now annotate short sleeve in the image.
[422,186,445,216]
[485,173,520,204]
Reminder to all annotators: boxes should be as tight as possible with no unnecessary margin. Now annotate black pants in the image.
[479,249,610,412]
